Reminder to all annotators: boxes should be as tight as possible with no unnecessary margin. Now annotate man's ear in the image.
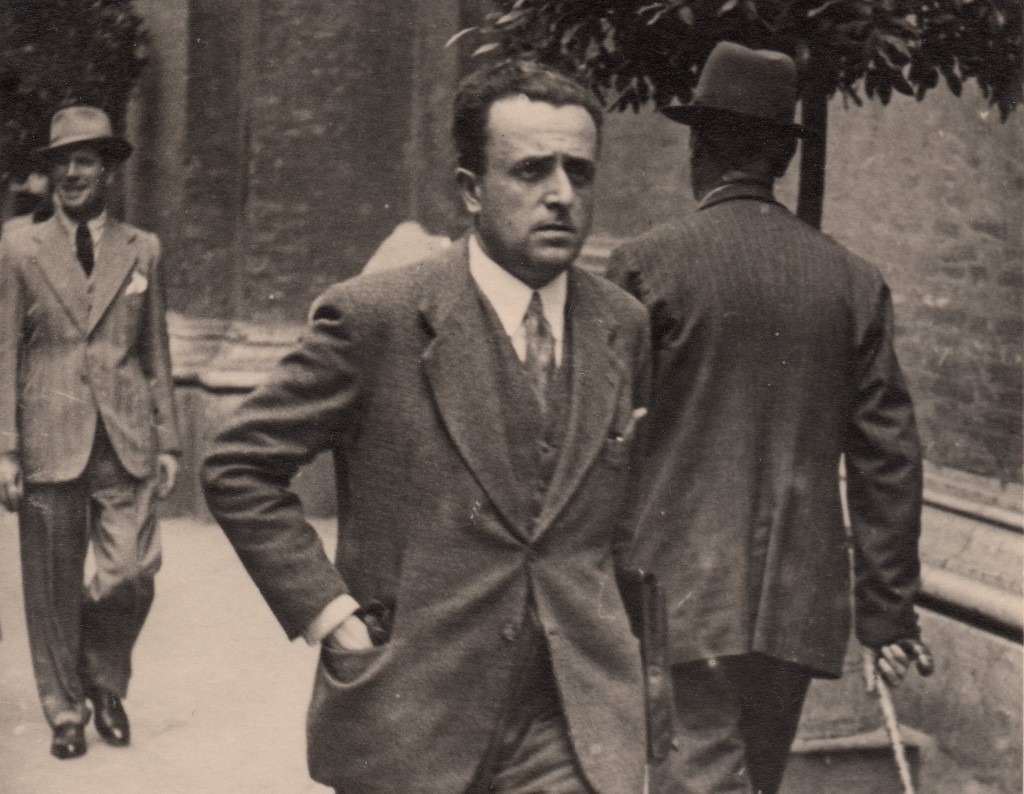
[456,167,481,215]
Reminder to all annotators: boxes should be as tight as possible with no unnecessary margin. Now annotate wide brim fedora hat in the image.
[36,105,133,162]
[660,41,811,138]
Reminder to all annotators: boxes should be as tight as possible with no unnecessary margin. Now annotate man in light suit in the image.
[0,106,180,759]
[607,43,934,794]
[202,60,651,794]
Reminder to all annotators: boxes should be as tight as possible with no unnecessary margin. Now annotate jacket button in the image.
[501,623,518,642]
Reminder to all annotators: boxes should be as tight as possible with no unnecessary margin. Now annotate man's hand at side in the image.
[0,453,22,512]
[873,638,934,687]
[156,453,179,499]
[328,613,374,651]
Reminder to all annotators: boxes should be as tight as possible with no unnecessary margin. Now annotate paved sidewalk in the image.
[0,510,332,794]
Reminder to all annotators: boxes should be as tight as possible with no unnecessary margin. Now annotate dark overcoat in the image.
[607,184,922,678]
[202,240,651,793]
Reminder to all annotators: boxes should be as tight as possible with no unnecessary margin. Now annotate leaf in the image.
[495,10,526,27]
[718,0,739,16]
[679,5,695,25]
[939,61,963,95]
[807,0,849,19]
[878,33,912,58]
[472,42,500,58]
[444,27,476,50]
[891,71,914,95]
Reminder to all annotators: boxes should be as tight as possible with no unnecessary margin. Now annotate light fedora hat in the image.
[37,105,133,162]
[660,41,810,137]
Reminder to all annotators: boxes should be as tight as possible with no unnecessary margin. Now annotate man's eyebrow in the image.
[514,154,556,166]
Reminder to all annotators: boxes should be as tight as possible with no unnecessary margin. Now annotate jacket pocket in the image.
[318,641,386,687]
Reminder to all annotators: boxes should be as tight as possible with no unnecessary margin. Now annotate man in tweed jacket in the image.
[203,60,650,794]
[607,43,933,794]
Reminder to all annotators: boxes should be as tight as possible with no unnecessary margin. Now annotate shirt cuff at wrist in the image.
[303,594,361,645]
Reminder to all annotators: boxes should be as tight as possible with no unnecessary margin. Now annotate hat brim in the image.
[36,136,133,163]
[659,104,813,139]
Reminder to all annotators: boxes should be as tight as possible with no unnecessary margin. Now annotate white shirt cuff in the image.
[303,594,361,645]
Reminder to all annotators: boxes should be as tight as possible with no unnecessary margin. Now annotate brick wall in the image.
[818,88,1022,484]
[241,0,417,323]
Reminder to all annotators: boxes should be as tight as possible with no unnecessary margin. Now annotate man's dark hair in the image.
[452,59,603,174]
[692,118,797,180]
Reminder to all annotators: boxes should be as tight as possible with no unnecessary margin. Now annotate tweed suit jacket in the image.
[607,184,922,678]
[202,239,651,794]
[0,215,180,482]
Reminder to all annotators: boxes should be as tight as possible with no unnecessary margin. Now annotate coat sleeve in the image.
[0,233,23,458]
[845,281,923,649]
[613,303,653,567]
[141,233,182,455]
[607,243,676,363]
[201,289,368,639]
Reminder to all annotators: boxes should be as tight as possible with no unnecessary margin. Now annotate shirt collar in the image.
[54,202,107,245]
[468,235,566,345]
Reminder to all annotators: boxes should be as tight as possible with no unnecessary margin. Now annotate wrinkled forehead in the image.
[484,94,600,163]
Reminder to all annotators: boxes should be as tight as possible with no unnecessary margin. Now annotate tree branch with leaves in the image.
[463,0,1020,227]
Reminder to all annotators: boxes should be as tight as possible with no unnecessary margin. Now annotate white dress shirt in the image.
[54,204,107,265]
[467,234,566,366]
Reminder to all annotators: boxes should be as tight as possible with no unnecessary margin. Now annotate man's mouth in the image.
[534,223,575,235]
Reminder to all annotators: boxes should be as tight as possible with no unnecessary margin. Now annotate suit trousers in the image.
[18,420,160,727]
[465,610,596,794]
[651,653,811,794]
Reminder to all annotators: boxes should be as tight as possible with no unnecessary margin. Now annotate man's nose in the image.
[544,165,575,206]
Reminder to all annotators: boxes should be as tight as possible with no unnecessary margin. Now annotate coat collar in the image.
[698,181,779,211]
[419,238,625,542]
[30,215,140,336]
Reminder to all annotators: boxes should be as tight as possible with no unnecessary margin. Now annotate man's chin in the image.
[531,241,581,268]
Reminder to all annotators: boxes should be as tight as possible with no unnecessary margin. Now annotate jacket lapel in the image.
[30,218,89,333]
[533,272,624,540]
[87,221,139,335]
[420,242,530,540]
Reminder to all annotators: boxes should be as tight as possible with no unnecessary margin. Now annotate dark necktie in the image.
[75,221,94,277]
[523,291,556,412]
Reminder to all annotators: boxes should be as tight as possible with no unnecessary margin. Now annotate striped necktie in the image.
[523,291,556,412]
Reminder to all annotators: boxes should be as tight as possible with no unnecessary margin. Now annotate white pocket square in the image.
[125,270,148,295]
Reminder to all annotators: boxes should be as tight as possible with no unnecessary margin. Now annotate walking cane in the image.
[862,649,916,794]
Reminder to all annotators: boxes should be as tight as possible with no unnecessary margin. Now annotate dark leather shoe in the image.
[88,690,130,746]
[51,723,86,759]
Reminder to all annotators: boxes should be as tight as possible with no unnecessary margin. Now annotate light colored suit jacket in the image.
[0,215,180,482]
[202,240,651,794]
[607,183,922,678]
